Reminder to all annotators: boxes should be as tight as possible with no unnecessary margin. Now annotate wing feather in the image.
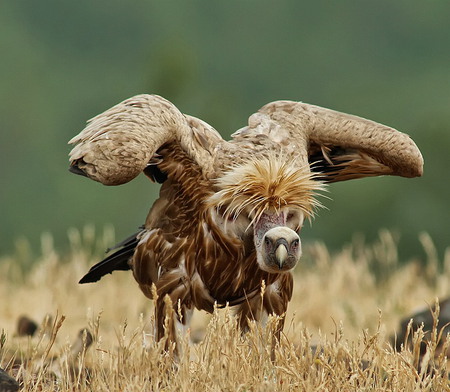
[233,100,423,183]
[79,230,141,283]
[69,94,223,185]
[73,95,424,334]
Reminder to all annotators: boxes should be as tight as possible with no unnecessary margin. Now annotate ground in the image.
[0,227,449,391]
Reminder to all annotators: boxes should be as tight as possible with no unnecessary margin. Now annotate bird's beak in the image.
[275,244,288,269]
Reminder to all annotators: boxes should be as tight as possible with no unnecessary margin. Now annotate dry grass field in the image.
[1,226,449,391]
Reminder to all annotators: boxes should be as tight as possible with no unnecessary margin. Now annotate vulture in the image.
[69,94,423,349]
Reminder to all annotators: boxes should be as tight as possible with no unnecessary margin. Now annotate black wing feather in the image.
[79,230,141,284]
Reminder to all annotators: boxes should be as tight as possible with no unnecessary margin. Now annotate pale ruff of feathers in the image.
[208,156,326,226]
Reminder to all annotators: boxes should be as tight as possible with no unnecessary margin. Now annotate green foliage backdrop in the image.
[1,0,449,260]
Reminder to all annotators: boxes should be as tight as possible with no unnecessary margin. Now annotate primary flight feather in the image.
[69,94,423,348]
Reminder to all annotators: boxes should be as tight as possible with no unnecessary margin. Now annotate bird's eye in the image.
[291,239,299,249]
[264,237,271,246]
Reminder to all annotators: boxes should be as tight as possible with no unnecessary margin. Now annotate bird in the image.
[69,94,423,350]
[393,298,450,361]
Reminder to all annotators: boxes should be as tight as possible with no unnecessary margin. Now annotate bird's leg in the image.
[269,313,286,362]
[154,295,193,357]
[155,295,176,355]
[235,281,288,362]
[235,292,265,334]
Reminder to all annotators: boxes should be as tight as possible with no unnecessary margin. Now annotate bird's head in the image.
[209,155,325,273]
[260,226,300,272]
[253,210,303,273]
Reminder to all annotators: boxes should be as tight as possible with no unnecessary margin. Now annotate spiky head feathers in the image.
[209,156,325,225]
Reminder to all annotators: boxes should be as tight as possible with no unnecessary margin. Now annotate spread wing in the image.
[232,100,423,183]
[69,94,223,185]
[73,96,423,290]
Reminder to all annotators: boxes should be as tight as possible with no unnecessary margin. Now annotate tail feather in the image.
[79,230,141,284]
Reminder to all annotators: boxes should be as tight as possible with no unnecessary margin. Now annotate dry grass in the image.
[1,226,449,391]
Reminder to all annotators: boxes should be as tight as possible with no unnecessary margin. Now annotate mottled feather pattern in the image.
[130,143,292,336]
[69,95,222,185]
[71,94,423,353]
[257,100,423,179]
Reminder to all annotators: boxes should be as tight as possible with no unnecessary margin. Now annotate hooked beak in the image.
[275,243,288,269]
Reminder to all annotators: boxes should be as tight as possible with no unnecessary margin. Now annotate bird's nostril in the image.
[275,238,289,248]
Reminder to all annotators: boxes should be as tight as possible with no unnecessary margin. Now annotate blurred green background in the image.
[1,0,448,262]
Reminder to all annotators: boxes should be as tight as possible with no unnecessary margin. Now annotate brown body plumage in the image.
[69,94,423,350]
